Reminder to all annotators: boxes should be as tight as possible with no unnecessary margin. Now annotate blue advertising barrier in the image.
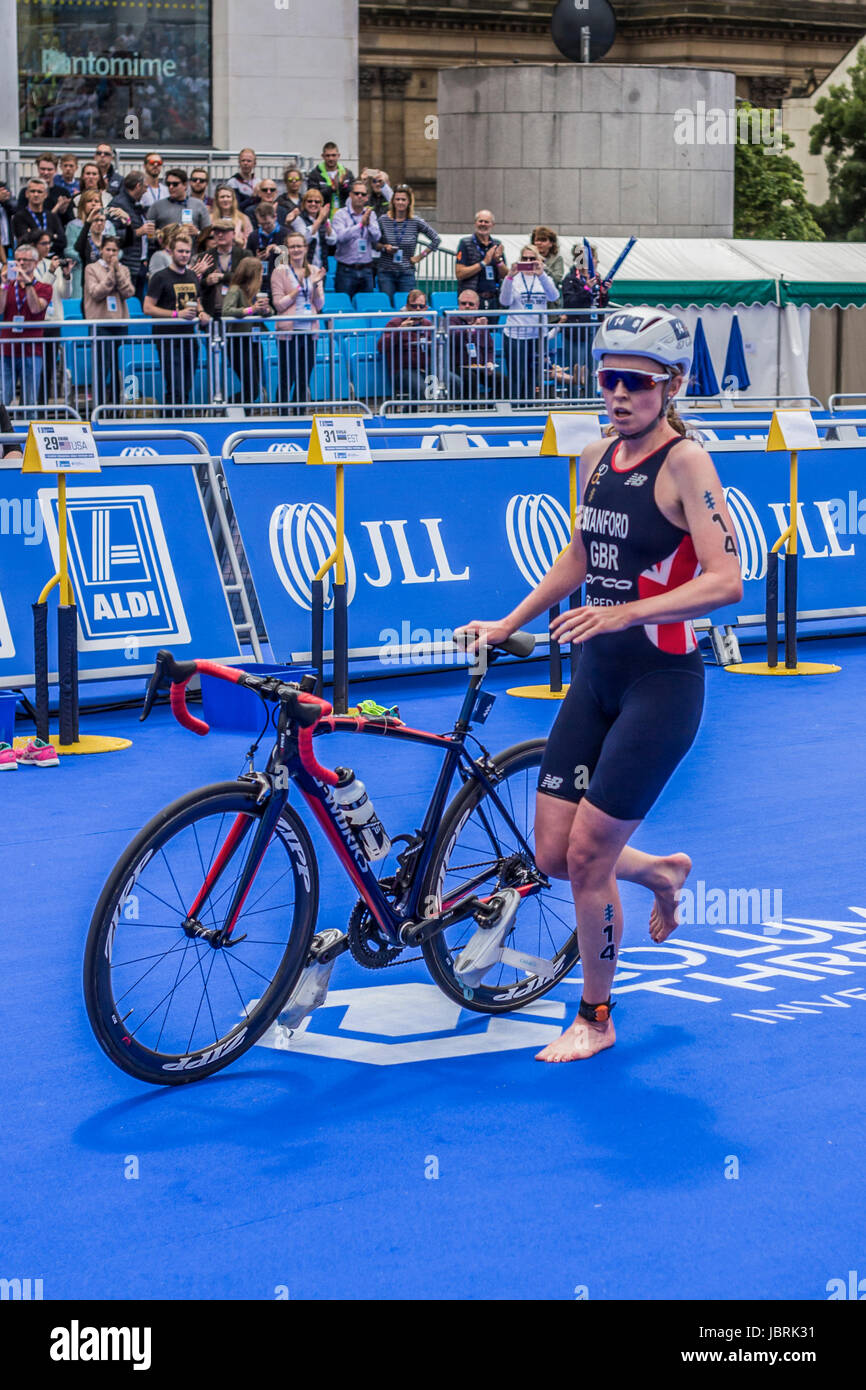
[0,457,241,688]
[118,412,785,457]
[220,438,866,674]
[6,416,863,693]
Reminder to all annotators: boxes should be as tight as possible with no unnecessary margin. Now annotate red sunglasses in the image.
[597,368,670,393]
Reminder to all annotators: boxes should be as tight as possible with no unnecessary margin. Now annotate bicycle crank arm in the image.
[400,889,517,947]
[400,896,484,946]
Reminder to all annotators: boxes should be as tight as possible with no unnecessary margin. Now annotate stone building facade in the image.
[359,1,866,207]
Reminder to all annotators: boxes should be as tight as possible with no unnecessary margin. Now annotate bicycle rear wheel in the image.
[420,740,580,1013]
[84,781,318,1085]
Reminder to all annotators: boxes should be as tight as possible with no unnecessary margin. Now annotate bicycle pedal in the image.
[454,887,522,988]
[498,947,556,983]
[277,939,343,1028]
[309,928,350,964]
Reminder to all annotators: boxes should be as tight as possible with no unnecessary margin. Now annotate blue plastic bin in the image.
[0,691,17,745]
[199,663,314,733]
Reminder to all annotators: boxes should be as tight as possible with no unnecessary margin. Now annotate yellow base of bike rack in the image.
[14,733,132,755]
[506,684,570,700]
[725,662,840,677]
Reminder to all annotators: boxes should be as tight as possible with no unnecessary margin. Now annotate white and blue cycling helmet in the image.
[592,307,693,378]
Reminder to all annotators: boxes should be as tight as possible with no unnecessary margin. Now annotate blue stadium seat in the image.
[64,298,82,320]
[261,335,280,401]
[321,293,354,314]
[309,360,351,402]
[329,314,376,361]
[118,341,162,404]
[191,368,211,405]
[59,325,92,390]
[347,349,390,403]
[431,292,459,312]
[126,297,144,318]
[353,291,392,313]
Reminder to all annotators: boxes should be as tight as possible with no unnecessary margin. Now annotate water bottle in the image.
[331,767,391,862]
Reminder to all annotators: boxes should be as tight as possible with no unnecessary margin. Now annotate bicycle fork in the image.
[182,791,288,948]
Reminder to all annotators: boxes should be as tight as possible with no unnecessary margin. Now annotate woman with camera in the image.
[221,255,274,407]
[83,235,135,407]
[271,231,326,410]
[499,242,559,404]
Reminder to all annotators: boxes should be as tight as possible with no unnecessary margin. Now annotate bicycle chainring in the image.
[347,900,404,969]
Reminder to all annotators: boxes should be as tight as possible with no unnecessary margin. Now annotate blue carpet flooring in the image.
[2,639,865,1300]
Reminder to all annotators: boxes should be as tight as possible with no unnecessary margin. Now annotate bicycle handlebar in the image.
[453,629,536,660]
[141,630,535,782]
[141,651,327,738]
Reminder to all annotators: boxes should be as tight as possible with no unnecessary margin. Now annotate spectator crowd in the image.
[0,141,611,415]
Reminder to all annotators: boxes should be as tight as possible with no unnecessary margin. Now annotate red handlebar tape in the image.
[168,662,339,785]
[170,678,208,736]
[169,660,241,736]
[297,691,339,785]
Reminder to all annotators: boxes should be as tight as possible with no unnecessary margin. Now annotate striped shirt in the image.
[376,215,440,270]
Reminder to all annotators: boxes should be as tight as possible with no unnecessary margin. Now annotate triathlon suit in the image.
[537,435,705,821]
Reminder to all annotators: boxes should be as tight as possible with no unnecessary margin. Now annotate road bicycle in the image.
[83,635,581,1084]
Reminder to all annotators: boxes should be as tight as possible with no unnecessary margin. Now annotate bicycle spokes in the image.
[107,809,301,1059]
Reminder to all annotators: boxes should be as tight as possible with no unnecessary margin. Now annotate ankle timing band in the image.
[578,997,616,1023]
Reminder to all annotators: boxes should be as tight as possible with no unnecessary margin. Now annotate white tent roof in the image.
[433,235,866,306]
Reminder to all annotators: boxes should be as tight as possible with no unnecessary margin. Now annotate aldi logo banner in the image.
[0,592,14,660]
[38,485,190,650]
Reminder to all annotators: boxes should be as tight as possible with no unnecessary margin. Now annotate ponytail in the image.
[666,401,687,436]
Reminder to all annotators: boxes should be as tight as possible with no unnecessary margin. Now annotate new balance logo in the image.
[624,472,648,486]
[540,774,563,790]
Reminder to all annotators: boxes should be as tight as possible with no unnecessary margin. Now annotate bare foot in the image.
[647,852,692,942]
[535,1015,615,1062]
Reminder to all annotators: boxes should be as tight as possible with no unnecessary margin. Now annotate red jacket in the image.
[378,314,433,369]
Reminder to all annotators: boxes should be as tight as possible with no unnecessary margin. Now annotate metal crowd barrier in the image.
[828,393,866,413]
[0,428,262,692]
[1,147,312,197]
[2,308,824,424]
[0,308,609,422]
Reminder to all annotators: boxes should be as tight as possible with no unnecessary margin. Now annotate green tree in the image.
[810,44,866,240]
[734,106,824,240]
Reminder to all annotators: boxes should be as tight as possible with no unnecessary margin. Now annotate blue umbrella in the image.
[686,317,720,397]
[721,313,751,392]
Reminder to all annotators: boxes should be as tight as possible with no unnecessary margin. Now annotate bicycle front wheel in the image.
[84,781,318,1085]
[420,740,580,1013]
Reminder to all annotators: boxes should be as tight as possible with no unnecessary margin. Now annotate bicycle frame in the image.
[182,673,540,951]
